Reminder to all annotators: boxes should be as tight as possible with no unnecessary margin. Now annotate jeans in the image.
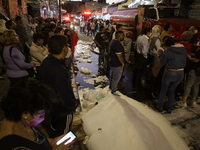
[183,70,200,98]
[157,69,184,111]
[99,48,105,66]
[109,67,123,93]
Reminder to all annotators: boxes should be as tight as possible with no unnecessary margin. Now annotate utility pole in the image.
[59,0,61,24]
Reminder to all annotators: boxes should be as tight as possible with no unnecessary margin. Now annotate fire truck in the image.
[110,3,200,41]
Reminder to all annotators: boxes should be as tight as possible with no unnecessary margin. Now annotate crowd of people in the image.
[79,19,112,37]
[99,22,200,113]
[91,20,200,113]
[0,14,200,149]
[0,16,79,149]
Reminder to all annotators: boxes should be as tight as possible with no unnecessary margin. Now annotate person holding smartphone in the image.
[0,79,75,150]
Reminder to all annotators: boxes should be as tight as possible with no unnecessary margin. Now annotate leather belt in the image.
[168,68,184,71]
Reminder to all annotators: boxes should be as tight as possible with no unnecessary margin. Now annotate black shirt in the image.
[109,39,125,67]
[39,55,78,115]
[95,32,109,48]
[0,128,51,150]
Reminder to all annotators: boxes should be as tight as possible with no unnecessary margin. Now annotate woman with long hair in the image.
[2,30,34,86]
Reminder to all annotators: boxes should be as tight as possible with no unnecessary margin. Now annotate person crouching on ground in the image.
[108,30,125,96]
[157,37,187,113]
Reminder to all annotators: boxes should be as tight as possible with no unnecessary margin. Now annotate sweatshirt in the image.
[160,44,187,69]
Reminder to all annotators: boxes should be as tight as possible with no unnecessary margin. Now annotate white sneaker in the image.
[190,102,198,108]
[178,101,187,107]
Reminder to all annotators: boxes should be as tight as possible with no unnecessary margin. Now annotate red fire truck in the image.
[110,3,200,41]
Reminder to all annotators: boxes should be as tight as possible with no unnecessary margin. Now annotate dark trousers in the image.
[91,29,95,37]
[35,66,40,79]
[50,114,73,138]
[9,76,29,87]
[87,29,90,36]
[152,66,164,94]
[132,68,145,88]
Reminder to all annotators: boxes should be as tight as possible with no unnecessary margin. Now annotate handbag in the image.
[9,46,35,77]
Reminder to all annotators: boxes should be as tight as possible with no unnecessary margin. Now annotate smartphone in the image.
[56,131,76,145]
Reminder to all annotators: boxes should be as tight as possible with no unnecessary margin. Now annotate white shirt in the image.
[80,21,85,27]
[112,32,116,39]
[30,42,48,66]
[90,22,95,30]
[136,35,149,58]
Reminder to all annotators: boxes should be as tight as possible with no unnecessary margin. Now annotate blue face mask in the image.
[51,31,54,35]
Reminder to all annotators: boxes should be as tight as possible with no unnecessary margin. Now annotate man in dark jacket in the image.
[39,34,78,138]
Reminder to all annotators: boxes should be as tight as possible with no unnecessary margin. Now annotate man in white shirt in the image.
[132,28,151,90]
[90,20,96,37]
[80,20,85,33]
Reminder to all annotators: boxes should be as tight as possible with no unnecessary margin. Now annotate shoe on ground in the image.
[76,82,80,86]
[190,102,198,108]
[151,92,158,99]
[111,92,120,96]
[155,107,163,113]
[166,110,171,114]
[178,101,187,107]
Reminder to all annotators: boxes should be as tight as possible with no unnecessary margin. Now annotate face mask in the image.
[66,47,72,58]
[25,111,45,128]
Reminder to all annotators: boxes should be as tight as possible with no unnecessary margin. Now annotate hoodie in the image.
[160,44,187,69]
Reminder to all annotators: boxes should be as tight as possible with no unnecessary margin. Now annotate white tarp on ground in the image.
[82,92,189,150]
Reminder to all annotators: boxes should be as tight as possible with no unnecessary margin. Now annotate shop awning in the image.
[110,8,137,22]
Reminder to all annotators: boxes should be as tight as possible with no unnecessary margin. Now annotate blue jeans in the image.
[157,69,184,111]
[109,67,123,93]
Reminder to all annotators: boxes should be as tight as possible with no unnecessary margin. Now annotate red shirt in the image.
[177,42,196,54]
